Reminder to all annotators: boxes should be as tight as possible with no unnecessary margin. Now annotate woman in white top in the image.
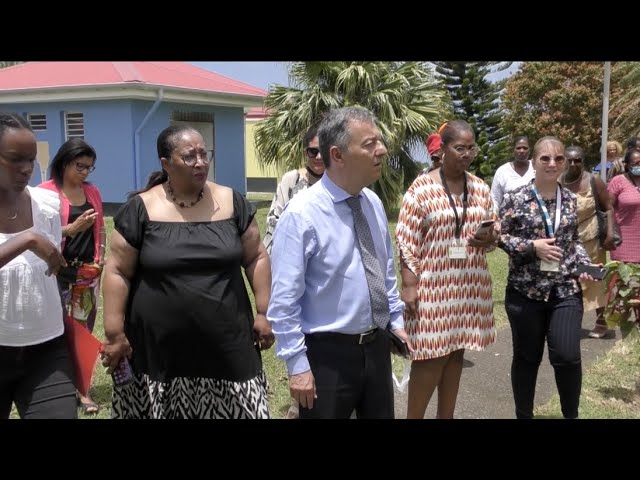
[0,112,73,419]
[490,136,535,213]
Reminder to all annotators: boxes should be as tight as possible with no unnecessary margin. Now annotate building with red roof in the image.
[0,62,266,203]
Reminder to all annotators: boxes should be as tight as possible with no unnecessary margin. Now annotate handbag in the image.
[591,174,622,247]
[63,313,102,397]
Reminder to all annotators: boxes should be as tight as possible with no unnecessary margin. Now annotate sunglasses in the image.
[538,155,566,164]
[305,147,321,159]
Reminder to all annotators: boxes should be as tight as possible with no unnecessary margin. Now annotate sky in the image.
[191,62,290,91]
[191,62,521,164]
[191,62,520,91]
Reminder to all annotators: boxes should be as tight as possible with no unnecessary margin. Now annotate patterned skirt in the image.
[111,370,270,419]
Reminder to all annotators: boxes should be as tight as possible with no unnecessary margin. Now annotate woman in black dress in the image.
[101,125,274,418]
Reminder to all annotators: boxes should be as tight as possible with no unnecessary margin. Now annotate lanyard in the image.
[440,168,468,239]
[531,184,562,238]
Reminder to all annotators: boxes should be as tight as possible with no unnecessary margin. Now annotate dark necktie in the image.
[346,196,390,330]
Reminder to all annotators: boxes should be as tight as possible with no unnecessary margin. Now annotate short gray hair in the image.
[318,106,377,168]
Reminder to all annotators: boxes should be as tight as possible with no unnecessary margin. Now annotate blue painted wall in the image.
[83,101,135,202]
[1,99,247,203]
[213,107,246,194]
[131,100,169,194]
[133,102,247,195]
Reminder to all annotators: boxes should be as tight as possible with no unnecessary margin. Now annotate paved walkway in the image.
[393,310,619,419]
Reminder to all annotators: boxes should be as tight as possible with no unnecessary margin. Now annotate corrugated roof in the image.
[0,62,267,97]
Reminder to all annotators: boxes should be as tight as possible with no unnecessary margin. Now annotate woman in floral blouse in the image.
[498,136,595,419]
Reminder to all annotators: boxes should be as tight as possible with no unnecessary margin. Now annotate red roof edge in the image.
[112,62,144,83]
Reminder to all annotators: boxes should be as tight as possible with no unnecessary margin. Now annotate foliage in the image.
[433,62,511,182]
[0,61,23,68]
[609,62,640,143]
[254,62,448,209]
[501,62,605,169]
[603,261,640,338]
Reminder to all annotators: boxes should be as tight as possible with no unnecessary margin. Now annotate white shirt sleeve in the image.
[490,167,505,214]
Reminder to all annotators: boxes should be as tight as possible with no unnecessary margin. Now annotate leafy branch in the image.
[603,261,640,339]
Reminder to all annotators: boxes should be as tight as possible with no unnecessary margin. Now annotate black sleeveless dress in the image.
[110,191,269,419]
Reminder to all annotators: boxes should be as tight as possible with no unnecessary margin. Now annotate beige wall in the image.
[245,119,279,179]
[36,141,50,182]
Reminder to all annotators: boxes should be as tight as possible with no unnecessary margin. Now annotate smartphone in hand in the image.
[388,329,410,358]
[575,264,606,280]
[474,220,495,238]
[111,357,134,386]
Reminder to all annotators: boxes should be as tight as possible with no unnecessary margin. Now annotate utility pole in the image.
[600,62,611,181]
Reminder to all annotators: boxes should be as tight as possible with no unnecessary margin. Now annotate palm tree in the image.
[254,62,448,209]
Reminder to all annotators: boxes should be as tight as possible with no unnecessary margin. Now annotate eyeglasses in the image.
[450,145,480,158]
[305,147,321,159]
[75,162,96,173]
[179,150,213,167]
[538,155,566,164]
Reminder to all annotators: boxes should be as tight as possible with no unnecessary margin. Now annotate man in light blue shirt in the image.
[267,106,409,419]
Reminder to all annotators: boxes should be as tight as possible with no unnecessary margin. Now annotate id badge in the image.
[540,259,560,272]
[448,241,467,259]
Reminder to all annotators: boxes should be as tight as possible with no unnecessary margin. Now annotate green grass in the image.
[535,332,640,419]
[247,192,275,203]
[488,249,509,328]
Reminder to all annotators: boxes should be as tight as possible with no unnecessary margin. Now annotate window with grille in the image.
[171,111,214,123]
[64,112,85,139]
[28,113,47,131]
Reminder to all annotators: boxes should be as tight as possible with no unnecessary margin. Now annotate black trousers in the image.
[505,288,583,419]
[299,329,394,419]
[0,335,77,419]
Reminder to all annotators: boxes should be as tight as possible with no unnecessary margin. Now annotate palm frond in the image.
[255,62,449,208]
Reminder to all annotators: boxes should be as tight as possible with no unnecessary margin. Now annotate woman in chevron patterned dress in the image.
[396,120,497,419]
